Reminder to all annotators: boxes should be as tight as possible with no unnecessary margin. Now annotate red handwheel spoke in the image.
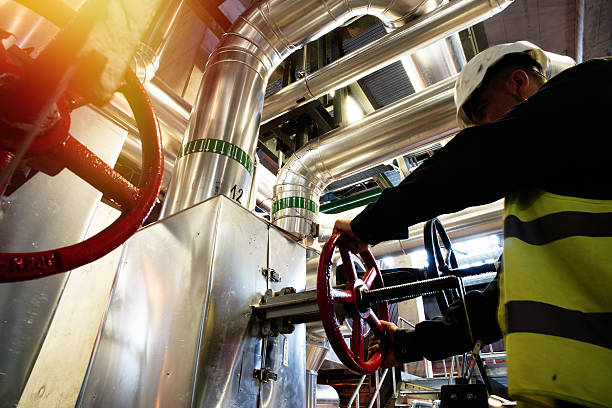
[33,134,141,210]
[350,317,365,359]
[363,266,377,289]
[366,310,384,338]
[339,246,358,281]
[63,136,141,210]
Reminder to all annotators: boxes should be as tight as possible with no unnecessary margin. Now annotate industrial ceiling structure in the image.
[117,0,611,218]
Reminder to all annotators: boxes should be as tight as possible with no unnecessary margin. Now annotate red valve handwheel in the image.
[317,233,389,374]
[0,60,163,282]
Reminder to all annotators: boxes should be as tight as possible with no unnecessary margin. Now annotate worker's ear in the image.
[507,69,530,99]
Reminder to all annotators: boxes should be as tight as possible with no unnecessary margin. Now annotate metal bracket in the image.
[253,368,277,383]
[255,287,302,337]
[262,267,281,282]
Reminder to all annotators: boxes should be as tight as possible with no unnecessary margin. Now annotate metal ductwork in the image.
[272,75,458,237]
[112,0,513,199]
[160,0,452,218]
[306,341,333,408]
[132,0,184,82]
[262,0,514,123]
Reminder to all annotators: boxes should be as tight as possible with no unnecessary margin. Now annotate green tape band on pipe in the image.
[178,138,254,175]
[272,197,319,214]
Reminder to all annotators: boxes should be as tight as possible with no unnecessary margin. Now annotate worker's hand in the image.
[333,219,368,254]
[368,320,400,368]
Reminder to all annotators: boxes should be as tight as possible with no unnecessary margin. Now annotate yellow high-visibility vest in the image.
[501,190,612,408]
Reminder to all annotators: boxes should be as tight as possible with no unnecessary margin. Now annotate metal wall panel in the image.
[191,197,269,408]
[0,106,127,407]
[263,227,307,408]
[78,195,307,407]
[78,196,225,407]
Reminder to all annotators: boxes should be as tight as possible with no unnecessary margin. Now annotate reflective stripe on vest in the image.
[501,190,612,407]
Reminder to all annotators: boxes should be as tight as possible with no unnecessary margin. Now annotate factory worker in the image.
[333,41,612,408]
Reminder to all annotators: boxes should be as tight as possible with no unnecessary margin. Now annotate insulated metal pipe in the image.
[160,0,444,218]
[262,0,514,124]
[114,0,505,194]
[370,200,504,258]
[315,384,340,408]
[133,0,184,82]
[273,75,458,237]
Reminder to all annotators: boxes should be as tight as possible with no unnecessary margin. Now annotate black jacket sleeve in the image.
[351,59,612,245]
[393,273,502,363]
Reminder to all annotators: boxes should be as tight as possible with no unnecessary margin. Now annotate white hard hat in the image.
[454,41,548,129]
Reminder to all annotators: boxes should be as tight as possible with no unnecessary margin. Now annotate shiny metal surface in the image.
[370,200,504,258]
[273,75,458,237]
[102,77,190,191]
[78,196,265,407]
[162,0,453,218]
[78,195,308,407]
[401,33,466,92]
[256,164,277,213]
[305,257,321,290]
[307,370,317,408]
[248,156,260,211]
[316,384,341,408]
[306,343,330,371]
[160,56,265,216]
[134,0,184,82]
[262,0,514,124]
[0,106,127,407]
[263,227,307,407]
[0,0,60,58]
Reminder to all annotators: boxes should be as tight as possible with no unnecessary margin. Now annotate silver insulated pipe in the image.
[160,0,445,217]
[273,75,458,237]
[262,0,514,124]
[270,0,515,238]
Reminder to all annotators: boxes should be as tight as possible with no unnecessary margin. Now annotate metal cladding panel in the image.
[77,196,222,407]
[78,195,309,407]
[78,196,269,407]
[262,227,307,408]
[192,196,268,408]
[0,106,126,407]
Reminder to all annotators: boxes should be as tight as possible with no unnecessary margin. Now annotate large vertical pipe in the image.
[159,0,443,218]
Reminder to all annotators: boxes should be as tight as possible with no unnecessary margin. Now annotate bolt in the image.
[280,287,295,295]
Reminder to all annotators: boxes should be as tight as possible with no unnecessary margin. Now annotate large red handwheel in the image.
[0,1,163,282]
[0,68,163,282]
[317,232,389,374]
